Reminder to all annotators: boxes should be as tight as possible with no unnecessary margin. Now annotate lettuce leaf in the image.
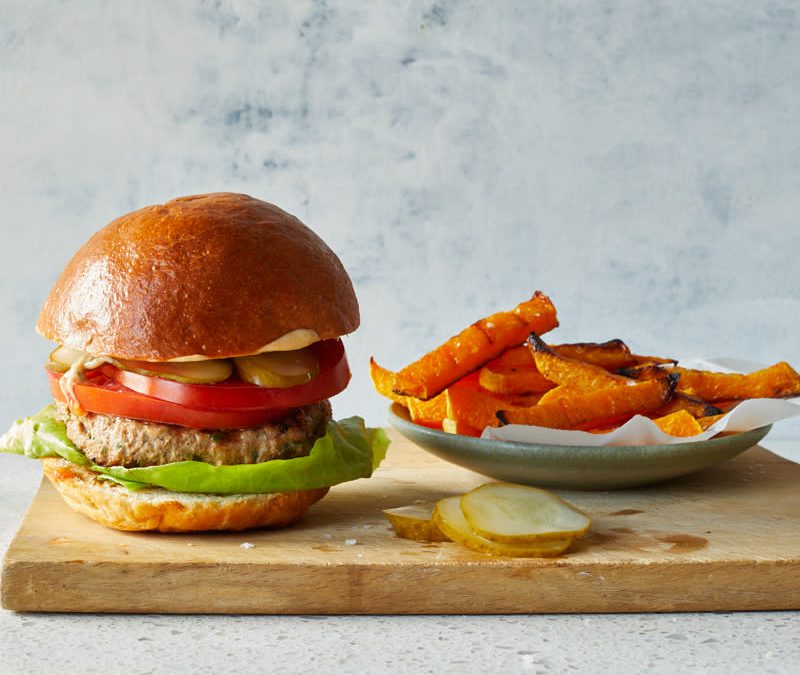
[1,407,90,466]
[1,406,389,495]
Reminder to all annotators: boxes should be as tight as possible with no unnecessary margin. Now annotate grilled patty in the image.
[55,400,332,468]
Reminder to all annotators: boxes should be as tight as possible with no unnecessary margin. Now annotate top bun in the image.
[37,193,359,360]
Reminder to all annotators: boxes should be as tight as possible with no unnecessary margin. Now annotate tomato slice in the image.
[46,340,350,429]
[47,370,290,429]
[105,339,350,411]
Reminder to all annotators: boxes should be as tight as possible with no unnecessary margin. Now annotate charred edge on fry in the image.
[665,372,680,397]
[678,393,723,417]
[617,364,670,379]
[567,338,631,353]
[603,338,630,352]
[526,332,552,354]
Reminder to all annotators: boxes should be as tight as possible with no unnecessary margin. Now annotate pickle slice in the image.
[48,345,232,384]
[118,358,233,384]
[383,503,450,542]
[433,496,575,557]
[460,483,590,544]
[234,347,319,388]
[47,346,87,372]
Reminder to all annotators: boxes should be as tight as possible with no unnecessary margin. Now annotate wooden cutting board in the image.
[2,430,799,614]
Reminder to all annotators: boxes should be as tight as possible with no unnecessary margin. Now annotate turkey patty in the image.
[55,400,332,468]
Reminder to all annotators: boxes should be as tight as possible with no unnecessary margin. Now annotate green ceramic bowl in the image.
[388,403,771,490]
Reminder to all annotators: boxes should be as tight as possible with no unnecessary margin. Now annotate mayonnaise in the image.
[59,353,116,416]
[164,328,321,362]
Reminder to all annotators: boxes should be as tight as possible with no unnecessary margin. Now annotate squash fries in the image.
[371,292,800,438]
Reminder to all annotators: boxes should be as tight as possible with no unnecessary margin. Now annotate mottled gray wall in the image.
[1,1,798,426]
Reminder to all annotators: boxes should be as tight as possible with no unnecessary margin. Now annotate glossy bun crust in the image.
[42,458,329,532]
[37,193,359,360]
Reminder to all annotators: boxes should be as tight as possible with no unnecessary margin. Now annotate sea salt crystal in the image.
[240,542,255,549]
[345,538,358,546]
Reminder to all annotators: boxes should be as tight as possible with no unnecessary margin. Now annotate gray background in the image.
[1,1,798,428]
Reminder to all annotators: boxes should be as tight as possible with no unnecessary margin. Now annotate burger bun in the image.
[37,193,359,360]
[42,458,329,532]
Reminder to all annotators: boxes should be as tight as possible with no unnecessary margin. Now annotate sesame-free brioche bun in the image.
[42,458,330,532]
[37,193,359,360]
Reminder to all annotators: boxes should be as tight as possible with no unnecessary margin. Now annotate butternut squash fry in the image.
[478,361,555,395]
[552,341,675,371]
[478,344,554,395]
[528,332,631,391]
[386,292,558,400]
[496,376,678,429]
[488,345,535,368]
[617,364,672,381]
[444,384,504,430]
[445,379,534,431]
[670,362,800,401]
[652,392,722,419]
[651,410,703,437]
[709,400,742,413]
[405,392,447,426]
[478,338,673,396]
[623,362,800,401]
[697,413,727,430]
[442,417,483,437]
[504,392,545,407]
[550,339,634,370]
[370,357,447,425]
[369,357,404,403]
[538,385,581,405]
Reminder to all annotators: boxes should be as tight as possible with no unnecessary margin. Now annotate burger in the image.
[0,193,387,531]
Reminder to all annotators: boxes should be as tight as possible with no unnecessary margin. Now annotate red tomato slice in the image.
[105,339,350,411]
[47,371,290,429]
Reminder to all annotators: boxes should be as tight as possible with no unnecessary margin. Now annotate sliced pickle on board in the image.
[460,483,591,545]
[383,503,450,542]
[433,495,577,557]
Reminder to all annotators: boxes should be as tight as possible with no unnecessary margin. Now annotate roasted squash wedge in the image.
[378,292,558,400]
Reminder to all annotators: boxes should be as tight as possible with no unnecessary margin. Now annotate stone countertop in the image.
[2,452,798,675]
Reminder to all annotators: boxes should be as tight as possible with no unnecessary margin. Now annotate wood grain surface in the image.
[2,430,799,614]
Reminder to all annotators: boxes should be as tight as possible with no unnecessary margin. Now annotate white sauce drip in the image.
[59,353,117,416]
[164,328,321,362]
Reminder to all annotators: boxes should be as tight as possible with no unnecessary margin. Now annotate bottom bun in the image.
[42,458,329,532]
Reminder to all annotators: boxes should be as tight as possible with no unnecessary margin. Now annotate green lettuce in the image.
[0,406,389,495]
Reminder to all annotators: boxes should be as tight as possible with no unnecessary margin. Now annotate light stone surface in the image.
[1,2,799,672]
